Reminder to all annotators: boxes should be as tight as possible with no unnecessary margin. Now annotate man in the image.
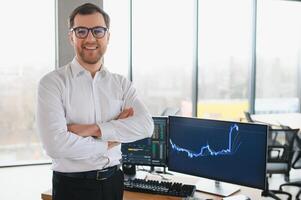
[37,3,154,200]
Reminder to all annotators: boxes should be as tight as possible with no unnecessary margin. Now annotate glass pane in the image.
[132,0,194,116]
[197,0,252,120]
[0,0,55,165]
[256,0,301,114]
[104,0,129,77]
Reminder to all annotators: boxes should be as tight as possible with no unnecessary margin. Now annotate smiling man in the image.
[37,3,154,200]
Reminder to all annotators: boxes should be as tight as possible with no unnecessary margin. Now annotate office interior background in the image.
[0,0,301,199]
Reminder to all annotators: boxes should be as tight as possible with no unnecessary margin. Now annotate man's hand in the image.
[67,124,100,137]
[116,107,134,119]
[108,141,120,149]
[67,107,134,149]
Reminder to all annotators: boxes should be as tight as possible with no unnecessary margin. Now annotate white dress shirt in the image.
[37,58,154,172]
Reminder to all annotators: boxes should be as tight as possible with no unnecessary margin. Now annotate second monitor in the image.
[121,116,168,169]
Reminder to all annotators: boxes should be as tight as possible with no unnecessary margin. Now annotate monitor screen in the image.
[121,116,168,167]
[168,116,267,190]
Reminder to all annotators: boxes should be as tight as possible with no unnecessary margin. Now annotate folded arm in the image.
[97,79,154,143]
[37,75,109,160]
[67,108,135,147]
[69,78,154,144]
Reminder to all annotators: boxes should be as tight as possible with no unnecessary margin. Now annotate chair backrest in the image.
[244,112,282,129]
[244,111,254,122]
[267,128,299,165]
[161,107,181,116]
[292,133,301,169]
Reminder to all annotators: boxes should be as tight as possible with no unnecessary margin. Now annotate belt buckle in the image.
[96,169,108,181]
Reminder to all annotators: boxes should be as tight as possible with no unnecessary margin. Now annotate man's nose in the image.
[86,30,96,41]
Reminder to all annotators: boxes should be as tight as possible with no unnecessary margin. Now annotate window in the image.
[197,0,252,120]
[132,0,194,116]
[104,0,301,119]
[256,0,301,114]
[104,0,130,77]
[0,0,55,165]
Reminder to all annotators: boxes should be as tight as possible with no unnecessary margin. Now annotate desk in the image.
[41,172,261,200]
[252,113,301,129]
[42,188,261,200]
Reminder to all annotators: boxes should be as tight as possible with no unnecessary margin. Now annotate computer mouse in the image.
[222,194,251,200]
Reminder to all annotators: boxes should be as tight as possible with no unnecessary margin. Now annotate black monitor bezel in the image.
[121,116,168,167]
[167,116,268,190]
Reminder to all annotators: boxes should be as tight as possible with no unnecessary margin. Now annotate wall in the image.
[56,0,103,67]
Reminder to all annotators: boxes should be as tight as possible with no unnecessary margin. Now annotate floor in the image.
[267,168,301,200]
[0,164,52,200]
[0,164,300,200]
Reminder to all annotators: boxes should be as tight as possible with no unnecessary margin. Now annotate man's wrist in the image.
[94,124,102,138]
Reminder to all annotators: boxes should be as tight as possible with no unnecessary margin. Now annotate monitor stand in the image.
[150,166,155,172]
[150,166,173,175]
[196,179,240,197]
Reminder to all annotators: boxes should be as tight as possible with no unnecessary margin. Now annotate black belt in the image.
[54,165,120,181]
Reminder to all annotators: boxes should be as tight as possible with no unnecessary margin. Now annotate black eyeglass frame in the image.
[70,26,108,39]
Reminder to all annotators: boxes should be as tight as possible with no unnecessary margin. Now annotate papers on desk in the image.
[222,194,251,200]
[182,197,208,200]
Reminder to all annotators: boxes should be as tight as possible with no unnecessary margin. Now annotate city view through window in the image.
[1,0,301,166]
[105,0,301,120]
[0,0,54,165]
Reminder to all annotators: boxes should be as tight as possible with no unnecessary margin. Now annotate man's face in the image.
[69,12,109,65]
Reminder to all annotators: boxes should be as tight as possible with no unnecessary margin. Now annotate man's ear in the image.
[107,32,110,44]
[68,32,74,46]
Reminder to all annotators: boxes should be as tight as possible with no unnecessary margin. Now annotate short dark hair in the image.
[69,3,110,29]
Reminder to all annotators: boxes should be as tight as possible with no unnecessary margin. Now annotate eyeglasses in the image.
[70,26,108,39]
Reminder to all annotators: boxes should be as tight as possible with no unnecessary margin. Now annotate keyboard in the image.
[124,178,196,197]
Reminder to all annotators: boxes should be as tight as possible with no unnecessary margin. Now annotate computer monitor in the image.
[121,116,168,168]
[168,116,267,196]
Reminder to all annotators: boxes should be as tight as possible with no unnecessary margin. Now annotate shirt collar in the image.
[70,57,107,79]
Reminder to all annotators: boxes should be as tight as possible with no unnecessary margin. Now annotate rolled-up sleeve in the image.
[97,78,154,143]
[37,74,107,160]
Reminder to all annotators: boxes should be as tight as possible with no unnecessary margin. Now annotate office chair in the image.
[267,128,298,181]
[279,133,301,200]
[244,111,254,123]
[161,107,181,116]
[262,127,299,200]
[244,111,284,145]
[244,111,282,128]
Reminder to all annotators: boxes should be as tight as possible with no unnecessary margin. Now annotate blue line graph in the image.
[169,124,242,158]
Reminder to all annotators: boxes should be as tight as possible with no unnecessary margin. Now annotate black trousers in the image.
[52,169,124,200]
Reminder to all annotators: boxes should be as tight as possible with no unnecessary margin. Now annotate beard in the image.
[78,43,106,65]
[79,50,102,64]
